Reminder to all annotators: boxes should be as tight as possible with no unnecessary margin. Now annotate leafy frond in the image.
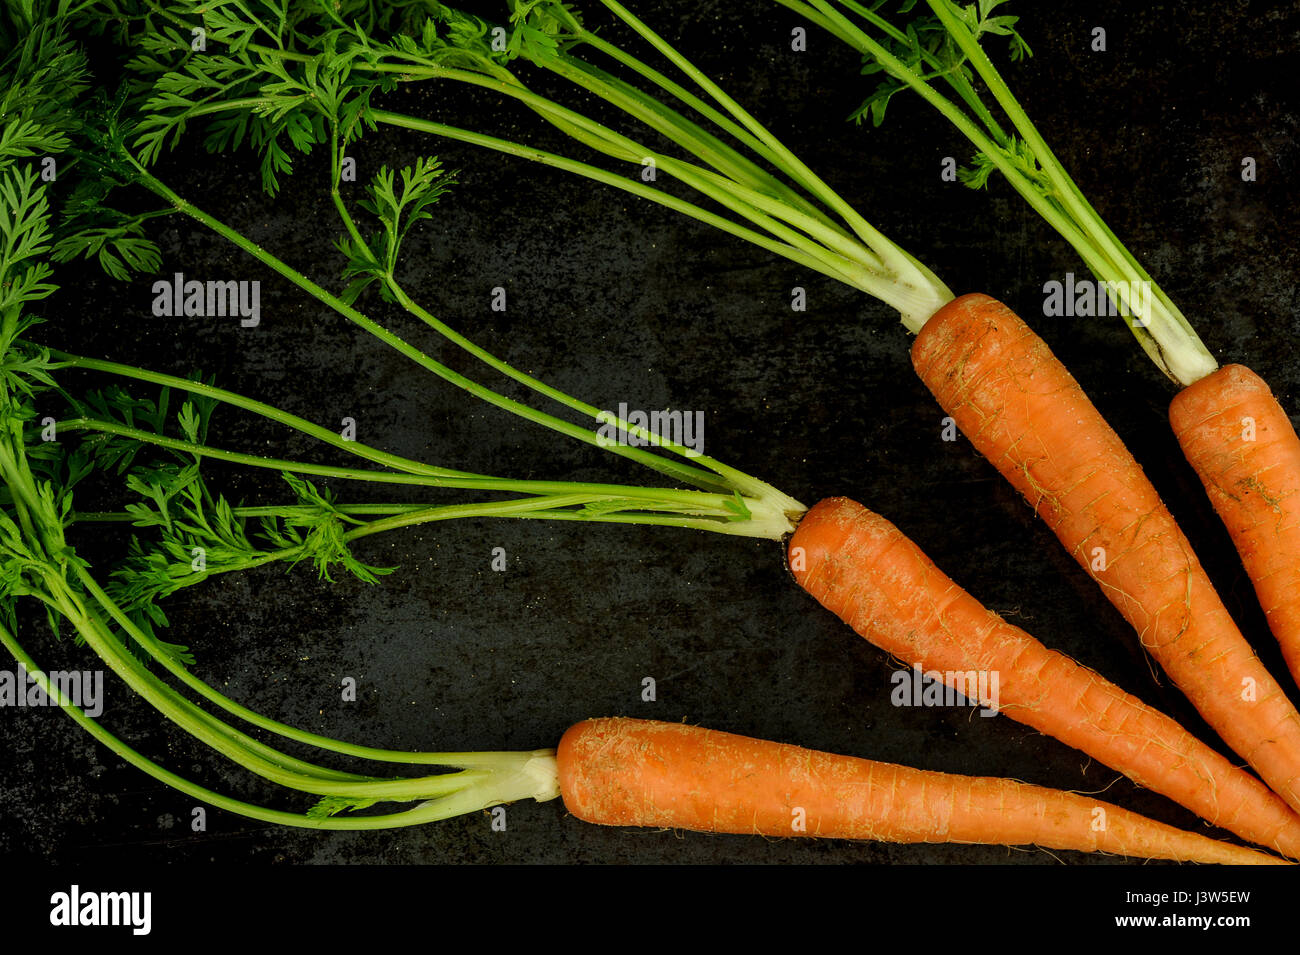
[849,0,1031,127]
[262,472,398,584]
[307,794,381,818]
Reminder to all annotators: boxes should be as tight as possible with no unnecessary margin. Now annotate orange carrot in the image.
[788,496,1300,859]
[1170,364,1300,688]
[556,717,1284,864]
[909,293,1300,814]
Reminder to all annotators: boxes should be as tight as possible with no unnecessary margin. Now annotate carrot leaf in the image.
[787,0,1218,385]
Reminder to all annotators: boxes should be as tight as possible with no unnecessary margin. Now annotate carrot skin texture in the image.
[910,293,1300,813]
[788,496,1300,859]
[556,718,1284,863]
[1170,364,1300,687]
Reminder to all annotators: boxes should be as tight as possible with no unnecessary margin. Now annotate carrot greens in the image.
[770,0,1220,386]
[0,2,804,831]
[99,0,954,329]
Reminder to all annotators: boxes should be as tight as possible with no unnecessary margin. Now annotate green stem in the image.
[920,0,1216,385]
[54,415,788,521]
[565,25,830,205]
[0,618,559,828]
[74,551,528,768]
[594,0,889,259]
[76,503,431,522]
[367,61,871,282]
[369,109,865,291]
[120,154,766,493]
[829,0,1012,144]
[51,351,481,479]
[0,439,42,551]
[531,50,843,233]
[802,0,1098,325]
[383,282,774,494]
[41,573,390,793]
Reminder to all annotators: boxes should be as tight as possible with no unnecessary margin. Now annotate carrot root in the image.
[556,718,1285,864]
[1171,363,1300,688]
[909,294,1300,813]
[788,496,1300,860]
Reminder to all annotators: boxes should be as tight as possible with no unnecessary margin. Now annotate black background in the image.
[3,0,1300,876]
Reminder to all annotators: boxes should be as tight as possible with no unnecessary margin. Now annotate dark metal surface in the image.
[3,0,1299,865]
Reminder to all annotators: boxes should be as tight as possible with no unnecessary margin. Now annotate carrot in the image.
[803,0,1300,730]
[909,292,1300,814]
[556,717,1285,864]
[788,495,1300,859]
[1170,364,1300,689]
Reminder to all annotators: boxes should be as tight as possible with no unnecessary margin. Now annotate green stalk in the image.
[802,0,1094,273]
[368,109,877,298]
[363,49,834,229]
[144,65,915,316]
[54,415,788,523]
[328,132,760,490]
[920,0,1216,386]
[0,437,42,549]
[10,392,560,813]
[45,578,409,795]
[556,24,833,208]
[593,0,897,264]
[525,51,843,232]
[0,619,560,828]
[357,65,876,283]
[5,0,586,834]
[51,351,484,480]
[380,283,798,512]
[791,0,1218,383]
[55,416,473,486]
[285,0,952,323]
[828,0,1013,144]
[76,503,432,522]
[75,547,534,767]
[121,156,768,495]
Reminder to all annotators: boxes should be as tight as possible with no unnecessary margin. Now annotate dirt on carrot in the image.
[787,495,1300,859]
[556,717,1286,864]
[1170,363,1300,689]
[910,293,1300,814]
